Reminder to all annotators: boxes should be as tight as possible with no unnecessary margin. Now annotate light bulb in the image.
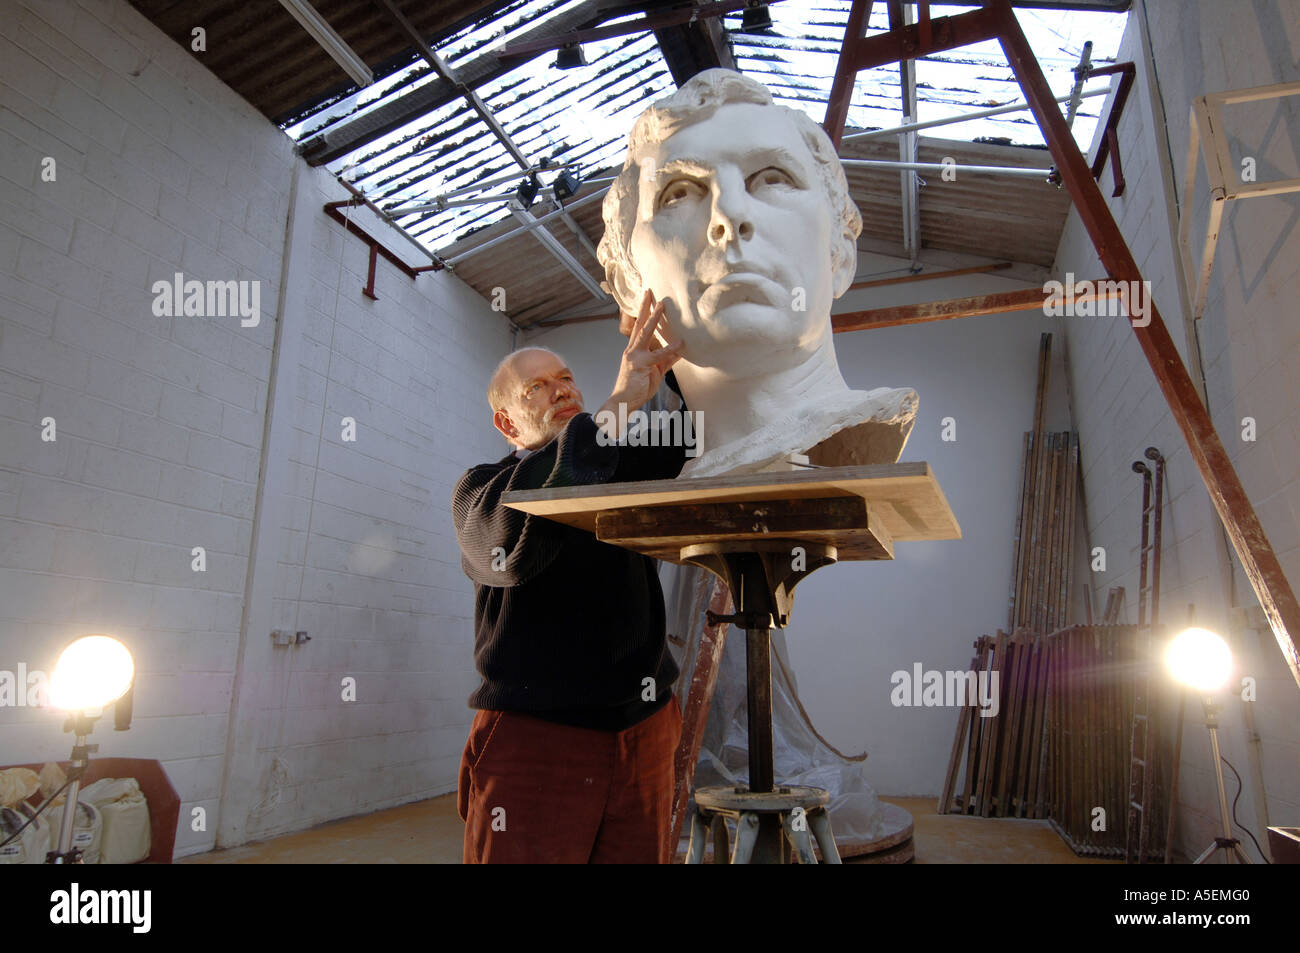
[49,636,134,711]
[1165,627,1232,694]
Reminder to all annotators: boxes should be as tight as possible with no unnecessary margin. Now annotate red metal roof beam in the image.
[824,1,1002,148]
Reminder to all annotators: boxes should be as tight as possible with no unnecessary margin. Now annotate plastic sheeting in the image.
[663,561,888,850]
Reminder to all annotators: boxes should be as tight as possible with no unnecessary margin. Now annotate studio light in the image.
[739,2,774,34]
[556,43,587,69]
[40,635,136,863]
[50,635,135,712]
[553,170,581,201]
[1165,626,1232,694]
[515,173,540,209]
[1164,626,1253,864]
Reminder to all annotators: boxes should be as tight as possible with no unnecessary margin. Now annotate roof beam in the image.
[532,262,1030,329]
[507,205,607,298]
[498,0,776,58]
[825,3,1002,147]
[278,0,374,88]
[830,283,1117,332]
[653,13,735,85]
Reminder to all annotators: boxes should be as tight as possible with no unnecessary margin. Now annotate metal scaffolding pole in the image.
[841,158,1054,178]
[842,87,1110,142]
[440,186,612,267]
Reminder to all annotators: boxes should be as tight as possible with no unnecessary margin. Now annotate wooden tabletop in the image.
[502,461,961,562]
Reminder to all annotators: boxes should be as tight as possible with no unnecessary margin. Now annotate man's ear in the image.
[493,409,518,446]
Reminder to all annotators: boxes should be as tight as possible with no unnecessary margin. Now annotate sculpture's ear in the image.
[830,232,858,299]
[599,165,654,319]
[603,266,642,322]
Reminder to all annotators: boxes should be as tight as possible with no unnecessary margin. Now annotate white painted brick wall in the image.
[215,154,508,845]
[1,0,511,859]
[1054,0,1300,861]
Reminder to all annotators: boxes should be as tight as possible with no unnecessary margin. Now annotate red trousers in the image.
[458,700,682,863]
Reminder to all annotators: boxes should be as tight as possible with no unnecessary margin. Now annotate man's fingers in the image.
[631,300,666,352]
[623,290,655,343]
[656,348,684,374]
[625,334,681,378]
[635,289,654,328]
[648,339,684,360]
[636,300,663,347]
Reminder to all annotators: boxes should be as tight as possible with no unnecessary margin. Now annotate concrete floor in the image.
[179,796,1117,864]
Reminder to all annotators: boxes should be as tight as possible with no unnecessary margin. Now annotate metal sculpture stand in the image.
[679,541,841,863]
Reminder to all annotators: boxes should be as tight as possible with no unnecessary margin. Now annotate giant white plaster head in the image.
[598,69,918,476]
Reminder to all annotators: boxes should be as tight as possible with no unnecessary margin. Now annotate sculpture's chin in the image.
[674,316,814,380]
[696,300,799,336]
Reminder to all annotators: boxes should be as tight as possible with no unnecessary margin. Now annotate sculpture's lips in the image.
[698,272,786,314]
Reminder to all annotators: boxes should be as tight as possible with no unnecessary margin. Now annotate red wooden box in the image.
[2,757,179,863]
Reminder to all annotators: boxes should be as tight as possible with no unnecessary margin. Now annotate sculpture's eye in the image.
[658,179,703,209]
[749,167,795,189]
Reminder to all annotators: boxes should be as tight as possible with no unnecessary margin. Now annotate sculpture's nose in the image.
[708,175,754,247]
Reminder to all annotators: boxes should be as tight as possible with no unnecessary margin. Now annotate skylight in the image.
[281,1,1129,255]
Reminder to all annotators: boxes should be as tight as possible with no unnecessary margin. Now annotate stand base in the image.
[1193,836,1253,864]
[681,800,914,863]
[686,785,840,864]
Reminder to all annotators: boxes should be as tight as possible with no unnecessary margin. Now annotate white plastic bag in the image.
[38,762,66,801]
[0,768,39,808]
[47,799,104,865]
[0,804,50,864]
[78,778,150,864]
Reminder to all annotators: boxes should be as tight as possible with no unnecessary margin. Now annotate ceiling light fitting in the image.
[556,43,587,69]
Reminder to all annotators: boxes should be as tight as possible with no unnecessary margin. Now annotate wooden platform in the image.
[502,461,961,563]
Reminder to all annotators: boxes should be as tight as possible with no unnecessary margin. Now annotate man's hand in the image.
[597,290,684,440]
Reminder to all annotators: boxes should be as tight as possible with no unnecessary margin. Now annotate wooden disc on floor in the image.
[821,802,915,864]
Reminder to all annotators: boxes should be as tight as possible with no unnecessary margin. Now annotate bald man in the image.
[451,292,689,863]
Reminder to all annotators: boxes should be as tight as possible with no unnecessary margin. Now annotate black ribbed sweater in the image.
[451,411,686,731]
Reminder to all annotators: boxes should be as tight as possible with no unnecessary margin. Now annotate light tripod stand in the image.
[1191,699,1252,865]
